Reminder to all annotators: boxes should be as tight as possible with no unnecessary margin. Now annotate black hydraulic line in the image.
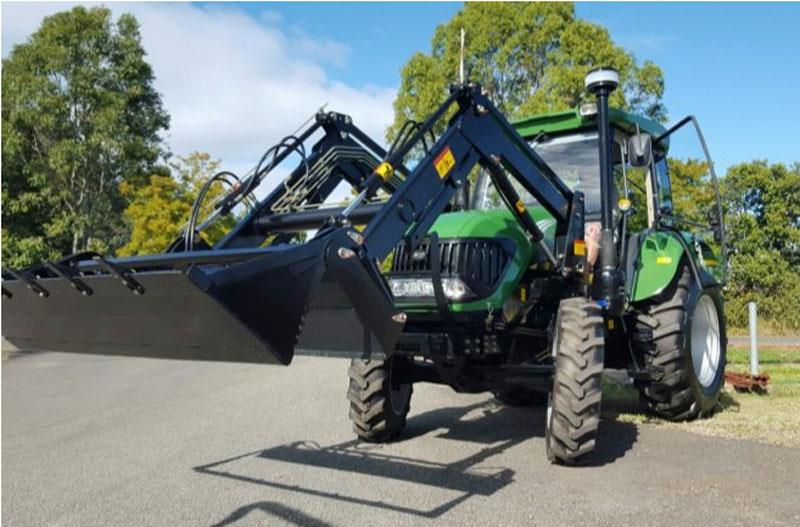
[186,171,241,251]
[388,120,419,155]
[385,89,460,166]
[389,120,436,158]
[247,135,309,200]
[253,203,385,233]
[217,120,323,214]
[357,89,462,201]
[213,112,395,251]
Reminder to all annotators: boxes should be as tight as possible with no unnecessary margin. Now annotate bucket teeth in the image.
[1,227,405,364]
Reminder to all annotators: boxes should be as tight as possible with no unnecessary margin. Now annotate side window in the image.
[654,157,672,215]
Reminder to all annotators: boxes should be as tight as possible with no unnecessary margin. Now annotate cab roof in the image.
[512,107,667,149]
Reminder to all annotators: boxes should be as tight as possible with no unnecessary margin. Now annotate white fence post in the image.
[748,302,758,376]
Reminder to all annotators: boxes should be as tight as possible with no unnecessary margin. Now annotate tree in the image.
[389,3,665,141]
[723,161,800,331]
[2,6,169,268]
[668,157,716,225]
[118,152,236,256]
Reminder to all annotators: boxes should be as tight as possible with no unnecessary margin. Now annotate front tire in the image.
[347,358,412,442]
[633,264,727,420]
[545,298,605,465]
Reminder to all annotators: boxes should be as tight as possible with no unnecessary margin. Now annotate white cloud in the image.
[1,2,395,178]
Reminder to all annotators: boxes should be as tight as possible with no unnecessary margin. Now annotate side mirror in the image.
[708,208,723,243]
[628,133,653,167]
[707,207,720,227]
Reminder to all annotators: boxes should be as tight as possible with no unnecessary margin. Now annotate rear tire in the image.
[347,358,412,442]
[633,264,726,421]
[545,298,605,465]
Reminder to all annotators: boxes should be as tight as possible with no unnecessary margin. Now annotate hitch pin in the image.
[338,247,357,259]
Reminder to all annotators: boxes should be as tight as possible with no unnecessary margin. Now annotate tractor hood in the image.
[388,207,556,312]
[428,207,555,247]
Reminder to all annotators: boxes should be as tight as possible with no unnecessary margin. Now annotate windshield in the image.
[475,131,611,220]
[531,132,601,217]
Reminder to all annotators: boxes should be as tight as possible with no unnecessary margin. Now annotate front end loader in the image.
[2,68,728,464]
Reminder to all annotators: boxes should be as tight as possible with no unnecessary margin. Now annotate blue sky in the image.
[229,2,800,174]
[4,2,799,175]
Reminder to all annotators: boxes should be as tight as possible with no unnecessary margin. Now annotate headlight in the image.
[389,278,473,301]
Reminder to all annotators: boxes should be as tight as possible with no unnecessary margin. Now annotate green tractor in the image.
[2,68,727,465]
[356,72,728,462]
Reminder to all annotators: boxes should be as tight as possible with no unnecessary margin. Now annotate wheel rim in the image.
[691,295,722,389]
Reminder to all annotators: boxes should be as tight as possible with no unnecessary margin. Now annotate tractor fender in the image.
[628,230,718,303]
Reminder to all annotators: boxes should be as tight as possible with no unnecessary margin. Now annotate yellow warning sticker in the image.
[374,161,394,182]
[573,240,586,256]
[514,199,526,214]
[434,146,456,179]
[656,256,673,264]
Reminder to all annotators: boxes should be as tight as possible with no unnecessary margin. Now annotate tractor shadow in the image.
[209,501,332,527]
[195,399,638,522]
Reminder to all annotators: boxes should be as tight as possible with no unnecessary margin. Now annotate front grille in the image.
[390,238,513,291]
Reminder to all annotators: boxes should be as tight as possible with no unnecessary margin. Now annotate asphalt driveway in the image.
[3,352,798,526]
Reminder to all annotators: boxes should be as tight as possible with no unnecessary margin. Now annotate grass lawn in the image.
[603,348,800,448]
[726,346,799,365]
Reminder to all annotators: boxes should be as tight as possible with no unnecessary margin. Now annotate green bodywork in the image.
[396,207,554,313]
[393,106,713,312]
[629,230,723,301]
[629,232,685,301]
[512,107,667,143]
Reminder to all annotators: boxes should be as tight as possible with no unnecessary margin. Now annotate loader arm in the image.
[356,84,573,262]
[2,85,580,366]
[212,111,407,250]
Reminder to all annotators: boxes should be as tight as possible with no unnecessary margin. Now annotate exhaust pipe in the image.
[586,67,625,315]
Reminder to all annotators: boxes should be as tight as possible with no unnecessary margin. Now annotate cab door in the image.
[652,116,727,284]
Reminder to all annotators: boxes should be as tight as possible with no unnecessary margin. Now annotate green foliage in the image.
[118,152,236,256]
[723,161,800,331]
[390,3,666,141]
[2,6,169,268]
[668,158,716,224]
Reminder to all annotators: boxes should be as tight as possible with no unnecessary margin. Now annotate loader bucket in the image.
[1,228,405,365]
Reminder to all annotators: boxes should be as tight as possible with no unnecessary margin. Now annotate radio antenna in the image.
[459,28,466,84]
